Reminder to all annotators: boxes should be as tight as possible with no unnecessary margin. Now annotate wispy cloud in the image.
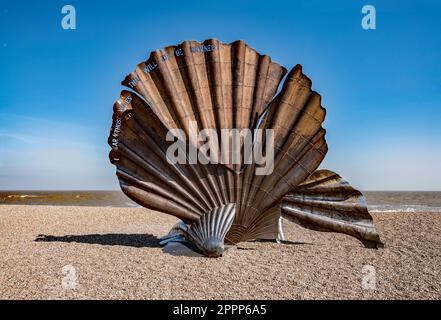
[0,114,117,190]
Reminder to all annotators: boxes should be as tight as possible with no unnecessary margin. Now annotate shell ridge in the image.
[185,204,236,257]
[116,168,202,215]
[115,117,210,211]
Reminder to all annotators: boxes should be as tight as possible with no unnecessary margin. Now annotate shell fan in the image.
[108,39,383,257]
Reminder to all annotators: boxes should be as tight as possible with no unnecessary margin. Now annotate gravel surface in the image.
[0,205,439,299]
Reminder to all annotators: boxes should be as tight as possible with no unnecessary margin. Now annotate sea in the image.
[0,191,440,213]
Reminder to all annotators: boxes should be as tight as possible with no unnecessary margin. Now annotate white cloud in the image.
[0,115,118,190]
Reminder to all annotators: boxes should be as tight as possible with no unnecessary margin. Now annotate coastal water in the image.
[364,191,441,213]
[1,191,440,212]
[0,191,140,208]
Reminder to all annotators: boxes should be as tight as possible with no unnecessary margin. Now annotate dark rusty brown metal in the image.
[108,39,383,257]
[281,170,383,248]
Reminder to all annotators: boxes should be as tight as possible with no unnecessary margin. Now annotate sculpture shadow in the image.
[35,233,161,248]
[280,240,313,246]
[251,239,313,246]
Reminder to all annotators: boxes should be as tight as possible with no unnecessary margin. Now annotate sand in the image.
[0,205,439,300]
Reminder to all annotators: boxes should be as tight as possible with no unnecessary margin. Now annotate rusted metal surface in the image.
[281,170,383,248]
[108,39,383,257]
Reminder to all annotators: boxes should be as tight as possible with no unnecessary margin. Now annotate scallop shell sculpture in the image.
[108,39,383,257]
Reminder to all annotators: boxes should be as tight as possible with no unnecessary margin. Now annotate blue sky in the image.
[0,0,440,190]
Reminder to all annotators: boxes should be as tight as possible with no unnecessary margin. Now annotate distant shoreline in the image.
[2,191,441,212]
